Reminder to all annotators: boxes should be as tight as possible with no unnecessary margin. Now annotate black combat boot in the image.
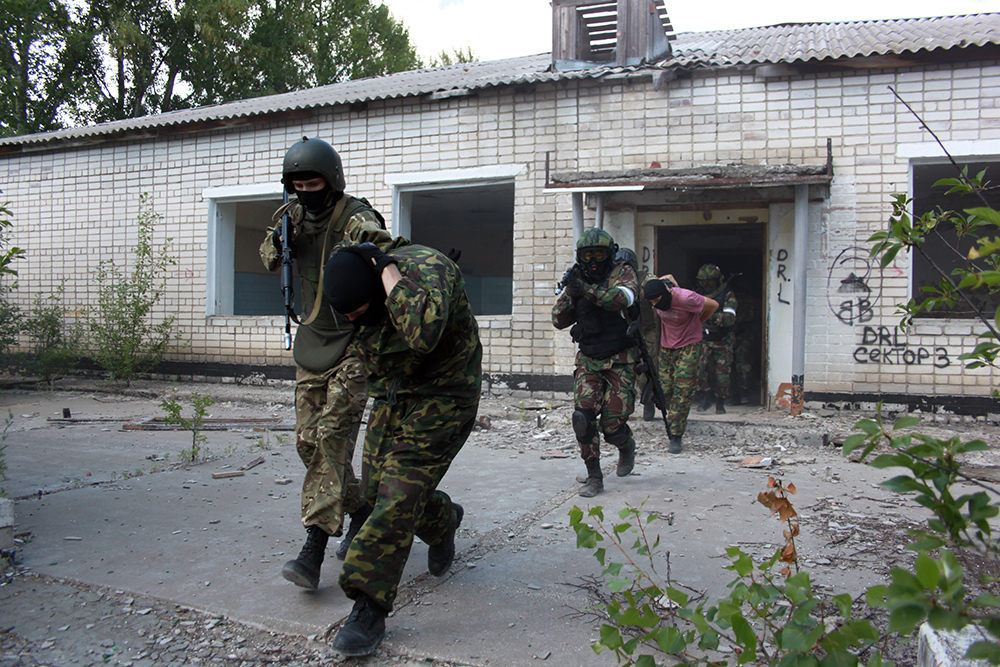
[695,391,712,412]
[331,594,387,657]
[668,434,683,454]
[715,397,726,414]
[428,503,464,576]
[579,459,603,497]
[335,503,373,561]
[616,438,635,477]
[282,525,328,589]
[642,401,656,422]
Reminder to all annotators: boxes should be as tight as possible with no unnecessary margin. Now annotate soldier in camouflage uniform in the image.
[322,239,482,657]
[553,229,639,498]
[730,288,760,405]
[259,137,391,591]
[694,264,738,415]
[642,274,718,453]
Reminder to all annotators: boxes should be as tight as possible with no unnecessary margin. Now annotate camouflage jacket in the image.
[259,195,391,372]
[349,240,483,403]
[703,289,738,343]
[552,261,639,369]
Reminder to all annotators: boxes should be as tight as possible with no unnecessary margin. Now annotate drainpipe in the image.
[791,185,809,415]
[572,192,584,242]
[595,193,605,230]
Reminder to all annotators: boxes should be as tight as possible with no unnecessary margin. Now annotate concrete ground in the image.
[0,378,981,666]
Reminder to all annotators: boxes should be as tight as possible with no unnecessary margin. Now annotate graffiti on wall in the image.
[853,325,950,368]
[775,248,791,305]
[826,246,882,325]
[642,246,653,278]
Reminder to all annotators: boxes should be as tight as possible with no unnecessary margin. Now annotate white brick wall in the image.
[2,60,1000,399]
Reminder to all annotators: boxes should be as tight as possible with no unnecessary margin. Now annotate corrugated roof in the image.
[4,13,998,149]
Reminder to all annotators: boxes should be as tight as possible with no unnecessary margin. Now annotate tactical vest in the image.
[571,269,637,360]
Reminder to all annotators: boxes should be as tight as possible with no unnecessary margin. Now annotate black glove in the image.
[566,276,583,297]
[271,224,295,254]
[343,242,397,275]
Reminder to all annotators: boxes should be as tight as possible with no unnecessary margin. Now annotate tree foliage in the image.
[0,0,97,136]
[1,0,423,134]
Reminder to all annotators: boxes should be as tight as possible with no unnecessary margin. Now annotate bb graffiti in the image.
[853,326,950,368]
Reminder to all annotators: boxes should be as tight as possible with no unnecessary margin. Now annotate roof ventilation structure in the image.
[552,0,676,71]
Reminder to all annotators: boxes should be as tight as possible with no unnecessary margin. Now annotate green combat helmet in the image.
[281,137,346,194]
[696,263,723,297]
[576,228,618,282]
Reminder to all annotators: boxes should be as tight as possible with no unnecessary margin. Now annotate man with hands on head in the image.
[321,239,482,658]
[642,274,718,454]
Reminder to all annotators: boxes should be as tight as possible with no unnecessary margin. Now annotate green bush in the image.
[161,393,215,463]
[21,284,83,384]
[0,410,11,497]
[570,482,890,666]
[0,202,24,362]
[88,194,176,385]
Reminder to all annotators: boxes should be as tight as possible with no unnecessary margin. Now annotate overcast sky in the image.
[381,0,999,63]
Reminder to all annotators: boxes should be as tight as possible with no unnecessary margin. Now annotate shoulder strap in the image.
[299,196,348,327]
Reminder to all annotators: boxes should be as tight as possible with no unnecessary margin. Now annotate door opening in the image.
[655,223,766,406]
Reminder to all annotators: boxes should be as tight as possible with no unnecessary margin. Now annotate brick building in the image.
[2,4,999,411]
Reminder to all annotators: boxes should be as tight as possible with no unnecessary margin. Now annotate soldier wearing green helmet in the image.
[552,228,640,498]
[259,137,391,591]
[694,263,739,414]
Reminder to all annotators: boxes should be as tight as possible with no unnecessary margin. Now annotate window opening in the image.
[912,160,1000,318]
[207,188,300,317]
[404,182,514,316]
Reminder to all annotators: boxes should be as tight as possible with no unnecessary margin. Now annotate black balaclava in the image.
[578,248,614,283]
[643,279,673,311]
[324,250,388,328]
[291,171,340,216]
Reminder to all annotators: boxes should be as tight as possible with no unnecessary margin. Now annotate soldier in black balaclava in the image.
[258,137,390,591]
[552,228,640,498]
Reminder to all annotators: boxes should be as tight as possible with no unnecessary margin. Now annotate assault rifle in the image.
[280,191,299,350]
[627,320,671,437]
[555,264,582,295]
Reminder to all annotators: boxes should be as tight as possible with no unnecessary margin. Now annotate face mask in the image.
[653,290,673,311]
[352,299,388,329]
[296,184,333,213]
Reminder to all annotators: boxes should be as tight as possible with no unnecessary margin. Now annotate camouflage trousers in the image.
[339,390,479,612]
[658,341,703,437]
[294,358,368,537]
[697,340,734,399]
[574,360,637,461]
[733,334,758,396]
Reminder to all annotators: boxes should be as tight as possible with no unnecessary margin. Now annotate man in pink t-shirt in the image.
[643,275,718,453]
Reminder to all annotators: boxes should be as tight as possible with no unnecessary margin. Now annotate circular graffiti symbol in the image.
[826,246,882,325]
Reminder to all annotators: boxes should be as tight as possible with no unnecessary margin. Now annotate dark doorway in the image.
[655,223,766,405]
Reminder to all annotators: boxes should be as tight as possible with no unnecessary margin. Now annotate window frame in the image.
[385,164,525,318]
[203,183,284,318]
